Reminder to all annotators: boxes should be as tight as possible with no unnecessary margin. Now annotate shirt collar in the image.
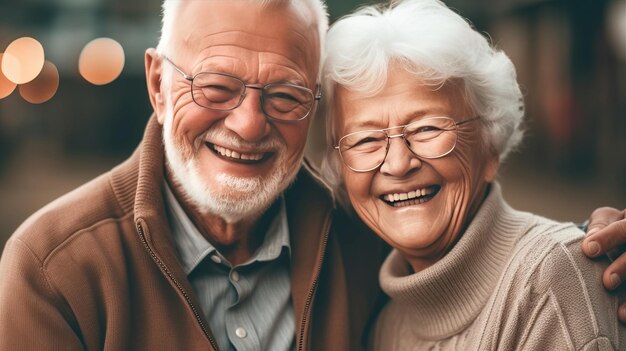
[163,182,291,275]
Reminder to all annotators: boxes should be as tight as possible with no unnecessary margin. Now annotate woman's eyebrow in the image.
[344,119,382,132]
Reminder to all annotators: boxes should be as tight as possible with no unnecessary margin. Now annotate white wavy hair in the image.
[321,0,525,203]
[155,0,328,72]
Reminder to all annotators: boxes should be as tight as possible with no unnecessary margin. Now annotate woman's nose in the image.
[379,136,422,177]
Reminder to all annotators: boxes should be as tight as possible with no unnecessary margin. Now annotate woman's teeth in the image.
[383,186,438,204]
[212,145,264,161]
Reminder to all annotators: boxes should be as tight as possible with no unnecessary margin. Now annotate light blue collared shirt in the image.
[164,183,295,351]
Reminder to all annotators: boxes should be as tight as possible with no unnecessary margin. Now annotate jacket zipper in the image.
[297,213,332,351]
[136,222,220,351]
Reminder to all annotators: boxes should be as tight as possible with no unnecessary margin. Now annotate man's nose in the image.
[379,136,422,177]
[223,87,271,142]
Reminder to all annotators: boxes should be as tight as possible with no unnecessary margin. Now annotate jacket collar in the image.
[109,114,336,348]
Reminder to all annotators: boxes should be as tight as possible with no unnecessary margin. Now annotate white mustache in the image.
[198,127,284,152]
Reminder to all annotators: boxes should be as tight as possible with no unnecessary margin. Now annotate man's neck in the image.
[167,177,279,266]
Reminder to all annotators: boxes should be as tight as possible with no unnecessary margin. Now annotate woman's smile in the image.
[335,66,497,269]
[380,185,440,208]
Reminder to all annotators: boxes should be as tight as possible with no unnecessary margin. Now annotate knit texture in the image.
[371,183,626,351]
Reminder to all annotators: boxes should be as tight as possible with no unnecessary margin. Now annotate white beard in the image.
[161,99,302,223]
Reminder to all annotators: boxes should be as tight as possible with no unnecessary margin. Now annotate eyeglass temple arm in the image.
[313,84,322,101]
[456,115,481,126]
[162,56,194,81]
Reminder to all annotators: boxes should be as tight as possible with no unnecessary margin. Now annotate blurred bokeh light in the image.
[0,54,17,99]
[1,37,45,85]
[607,0,626,60]
[79,38,125,85]
[18,60,59,104]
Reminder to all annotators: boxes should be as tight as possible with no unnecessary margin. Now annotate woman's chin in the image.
[375,219,443,252]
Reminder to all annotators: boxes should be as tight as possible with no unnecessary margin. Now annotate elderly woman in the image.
[321,0,626,349]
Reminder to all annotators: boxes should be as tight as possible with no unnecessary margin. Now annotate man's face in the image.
[155,1,320,222]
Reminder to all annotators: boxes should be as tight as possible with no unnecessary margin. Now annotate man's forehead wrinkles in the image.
[190,45,307,82]
[190,30,297,48]
[192,31,314,62]
[195,45,301,66]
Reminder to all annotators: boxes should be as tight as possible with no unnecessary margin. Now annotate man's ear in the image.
[145,48,166,125]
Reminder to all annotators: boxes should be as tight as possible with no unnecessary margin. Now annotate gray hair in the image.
[156,0,329,72]
[321,0,524,203]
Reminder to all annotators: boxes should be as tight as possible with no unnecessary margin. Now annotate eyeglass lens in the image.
[338,117,459,171]
[191,72,314,121]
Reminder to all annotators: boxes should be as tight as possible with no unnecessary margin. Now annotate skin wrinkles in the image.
[186,13,319,71]
[192,38,315,86]
[192,46,313,87]
[145,0,320,264]
[190,51,310,88]
[342,109,452,136]
[336,66,498,272]
[413,128,490,267]
[166,84,205,158]
[174,1,319,86]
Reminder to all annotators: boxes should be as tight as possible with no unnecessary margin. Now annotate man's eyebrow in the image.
[195,64,308,87]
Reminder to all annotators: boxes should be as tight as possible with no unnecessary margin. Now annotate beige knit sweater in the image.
[371,183,626,351]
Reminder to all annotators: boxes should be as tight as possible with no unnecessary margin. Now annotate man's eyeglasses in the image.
[334,116,480,172]
[161,56,321,122]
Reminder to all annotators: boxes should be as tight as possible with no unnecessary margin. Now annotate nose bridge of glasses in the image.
[387,132,411,150]
[236,84,264,112]
[239,84,262,100]
[235,82,263,104]
[386,132,415,157]
[244,84,264,91]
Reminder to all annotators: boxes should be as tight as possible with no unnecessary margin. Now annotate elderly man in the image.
[0,0,624,350]
[0,1,382,350]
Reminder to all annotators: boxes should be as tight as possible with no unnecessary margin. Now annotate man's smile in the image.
[207,142,273,164]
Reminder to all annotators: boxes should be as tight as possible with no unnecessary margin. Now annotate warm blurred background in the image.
[1,0,625,253]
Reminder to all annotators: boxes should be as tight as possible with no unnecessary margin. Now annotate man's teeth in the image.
[384,187,436,203]
[213,145,264,161]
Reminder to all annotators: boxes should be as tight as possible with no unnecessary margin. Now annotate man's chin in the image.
[179,163,291,222]
[166,140,301,222]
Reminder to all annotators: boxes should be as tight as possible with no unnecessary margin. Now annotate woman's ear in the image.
[145,48,167,124]
[483,148,500,183]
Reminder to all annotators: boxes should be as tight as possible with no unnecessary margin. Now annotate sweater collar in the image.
[378,183,530,339]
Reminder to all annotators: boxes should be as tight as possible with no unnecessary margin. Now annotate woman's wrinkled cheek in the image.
[454,132,487,185]
[344,170,383,235]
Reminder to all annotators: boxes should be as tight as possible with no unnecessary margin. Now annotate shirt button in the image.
[210,255,222,264]
[235,327,247,338]
[231,271,240,282]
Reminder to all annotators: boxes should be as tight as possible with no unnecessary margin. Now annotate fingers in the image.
[605,255,626,322]
[586,207,625,236]
[602,250,626,290]
[582,206,626,324]
[582,207,626,258]
[619,301,626,324]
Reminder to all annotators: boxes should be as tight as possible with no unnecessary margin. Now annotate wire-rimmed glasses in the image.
[162,56,321,122]
[334,116,480,172]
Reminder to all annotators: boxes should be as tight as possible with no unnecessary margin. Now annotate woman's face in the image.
[334,67,499,271]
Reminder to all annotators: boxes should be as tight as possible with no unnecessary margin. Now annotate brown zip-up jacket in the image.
[0,116,386,351]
